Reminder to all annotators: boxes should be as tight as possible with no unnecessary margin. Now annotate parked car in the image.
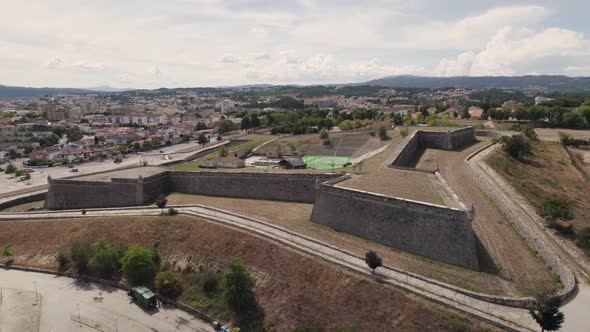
[24,168,34,173]
[69,168,79,172]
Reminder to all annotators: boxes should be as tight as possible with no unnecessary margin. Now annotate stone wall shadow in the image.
[475,235,501,275]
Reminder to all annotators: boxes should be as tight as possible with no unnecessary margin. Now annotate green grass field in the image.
[303,155,352,169]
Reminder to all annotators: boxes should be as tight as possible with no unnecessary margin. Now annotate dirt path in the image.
[431,139,558,296]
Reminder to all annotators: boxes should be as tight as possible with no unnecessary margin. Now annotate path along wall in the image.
[44,171,339,209]
[311,176,479,270]
[464,144,576,303]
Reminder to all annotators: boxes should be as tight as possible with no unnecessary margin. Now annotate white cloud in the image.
[149,65,162,79]
[252,52,271,61]
[435,27,590,76]
[245,52,427,84]
[46,57,65,69]
[219,54,241,63]
[402,5,549,50]
[45,56,105,71]
[1,1,590,87]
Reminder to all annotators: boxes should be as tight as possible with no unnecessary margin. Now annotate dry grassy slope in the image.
[165,193,521,297]
[0,216,497,331]
[486,143,590,230]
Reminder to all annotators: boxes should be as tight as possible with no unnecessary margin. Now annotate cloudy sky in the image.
[2,0,590,88]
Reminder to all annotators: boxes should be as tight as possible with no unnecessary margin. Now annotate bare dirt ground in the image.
[534,128,590,142]
[569,146,590,175]
[168,193,544,296]
[426,139,559,296]
[0,216,497,331]
[486,143,590,231]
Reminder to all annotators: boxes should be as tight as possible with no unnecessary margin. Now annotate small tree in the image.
[197,133,209,146]
[120,245,159,285]
[219,145,229,157]
[155,271,183,299]
[5,163,16,176]
[92,238,126,276]
[377,124,388,140]
[364,250,382,273]
[70,239,92,274]
[156,194,168,213]
[497,135,532,159]
[530,293,565,332]
[223,257,256,313]
[24,172,31,184]
[541,198,574,224]
[319,128,329,140]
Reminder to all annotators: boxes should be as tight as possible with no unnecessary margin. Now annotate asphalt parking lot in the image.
[0,269,212,332]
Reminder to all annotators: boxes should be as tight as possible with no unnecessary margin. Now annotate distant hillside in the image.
[86,86,133,93]
[364,75,590,92]
[0,85,97,98]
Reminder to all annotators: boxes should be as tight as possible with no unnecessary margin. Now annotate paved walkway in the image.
[0,206,536,331]
[0,269,212,332]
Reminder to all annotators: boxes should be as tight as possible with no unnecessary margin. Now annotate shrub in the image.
[70,239,92,274]
[400,127,409,138]
[219,145,229,157]
[92,238,126,276]
[319,128,329,140]
[5,163,16,175]
[541,198,574,223]
[549,222,575,239]
[497,135,532,159]
[120,245,159,285]
[521,125,539,142]
[156,271,183,299]
[201,271,219,295]
[223,258,256,313]
[294,325,323,332]
[56,248,69,271]
[377,124,388,140]
[2,246,13,258]
[168,208,178,216]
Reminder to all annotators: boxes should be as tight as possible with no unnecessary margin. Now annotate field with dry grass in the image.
[0,216,497,331]
[486,142,590,231]
[167,193,554,296]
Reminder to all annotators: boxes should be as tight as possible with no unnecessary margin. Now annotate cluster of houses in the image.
[27,136,121,164]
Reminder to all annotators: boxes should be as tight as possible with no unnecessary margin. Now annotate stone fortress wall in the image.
[311,175,479,269]
[44,127,480,269]
[391,126,477,168]
[44,172,340,210]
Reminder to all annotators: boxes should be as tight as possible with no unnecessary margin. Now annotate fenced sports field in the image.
[302,155,352,169]
[303,136,387,169]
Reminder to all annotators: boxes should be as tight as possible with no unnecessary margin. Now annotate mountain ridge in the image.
[363,75,590,91]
